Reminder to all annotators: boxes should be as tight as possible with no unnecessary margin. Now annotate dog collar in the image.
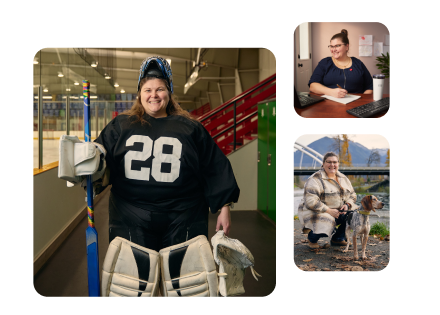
[359,210,371,215]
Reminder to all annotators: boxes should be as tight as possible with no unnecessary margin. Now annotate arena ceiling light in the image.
[58,72,64,77]
[120,89,125,93]
[74,82,79,85]
[43,88,48,92]
[91,61,97,67]
[105,74,111,79]
[33,58,39,64]
[114,83,119,87]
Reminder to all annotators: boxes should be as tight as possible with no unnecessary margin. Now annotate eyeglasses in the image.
[325,161,339,164]
[328,44,346,49]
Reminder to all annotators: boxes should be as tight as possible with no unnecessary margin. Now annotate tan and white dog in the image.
[342,195,384,260]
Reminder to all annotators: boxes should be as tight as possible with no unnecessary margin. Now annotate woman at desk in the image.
[309,29,373,98]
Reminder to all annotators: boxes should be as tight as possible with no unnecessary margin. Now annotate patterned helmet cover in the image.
[137,56,173,93]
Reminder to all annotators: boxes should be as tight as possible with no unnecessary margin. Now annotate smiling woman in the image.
[121,58,195,125]
[140,79,170,118]
[297,151,359,249]
[308,29,373,98]
[323,154,338,177]
[329,38,352,84]
[58,56,240,255]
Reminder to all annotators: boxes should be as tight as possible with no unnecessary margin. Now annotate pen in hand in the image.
[337,84,347,98]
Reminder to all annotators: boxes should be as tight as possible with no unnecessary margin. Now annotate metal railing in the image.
[198,74,276,155]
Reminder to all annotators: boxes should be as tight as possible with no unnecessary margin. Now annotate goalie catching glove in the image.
[211,230,261,296]
[58,135,107,186]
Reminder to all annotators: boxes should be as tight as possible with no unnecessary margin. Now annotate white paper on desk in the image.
[322,94,361,105]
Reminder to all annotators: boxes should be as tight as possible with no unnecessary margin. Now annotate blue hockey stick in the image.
[83,80,100,296]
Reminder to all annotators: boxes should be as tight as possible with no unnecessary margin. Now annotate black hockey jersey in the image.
[95,114,239,214]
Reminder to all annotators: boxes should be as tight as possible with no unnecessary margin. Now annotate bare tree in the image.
[366,149,380,181]
[329,134,352,163]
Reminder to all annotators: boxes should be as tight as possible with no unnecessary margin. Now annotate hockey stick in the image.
[83,80,100,296]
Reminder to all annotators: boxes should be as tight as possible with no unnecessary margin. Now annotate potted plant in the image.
[376,52,389,78]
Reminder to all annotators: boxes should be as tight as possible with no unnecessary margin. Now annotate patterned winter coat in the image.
[298,169,359,237]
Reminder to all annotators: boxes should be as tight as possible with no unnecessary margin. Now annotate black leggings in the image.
[108,192,209,252]
[307,213,348,243]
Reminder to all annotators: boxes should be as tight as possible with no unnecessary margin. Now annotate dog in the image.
[342,195,384,260]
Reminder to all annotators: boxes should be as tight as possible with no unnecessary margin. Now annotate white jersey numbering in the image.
[125,135,182,183]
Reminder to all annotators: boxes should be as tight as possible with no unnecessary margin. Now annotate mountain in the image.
[294,136,388,167]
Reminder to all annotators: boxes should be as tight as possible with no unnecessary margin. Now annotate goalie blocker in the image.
[58,135,106,185]
[101,233,260,297]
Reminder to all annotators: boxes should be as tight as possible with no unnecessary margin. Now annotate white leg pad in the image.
[101,237,160,297]
[159,235,218,297]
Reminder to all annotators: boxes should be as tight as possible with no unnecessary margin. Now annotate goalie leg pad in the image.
[159,235,218,297]
[101,237,160,297]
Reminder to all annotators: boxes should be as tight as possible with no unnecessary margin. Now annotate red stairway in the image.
[195,74,276,155]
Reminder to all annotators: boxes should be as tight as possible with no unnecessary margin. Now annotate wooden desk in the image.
[295,93,389,118]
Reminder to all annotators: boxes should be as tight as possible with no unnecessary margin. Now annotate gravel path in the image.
[294,220,390,271]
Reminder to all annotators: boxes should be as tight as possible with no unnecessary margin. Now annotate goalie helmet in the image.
[137,56,173,93]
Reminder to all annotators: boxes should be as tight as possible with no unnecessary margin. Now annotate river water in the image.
[294,189,390,228]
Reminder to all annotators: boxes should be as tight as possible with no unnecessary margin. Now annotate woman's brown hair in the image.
[321,151,339,168]
[331,29,349,45]
[120,77,198,125]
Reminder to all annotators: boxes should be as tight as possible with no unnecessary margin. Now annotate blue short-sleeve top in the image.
[308,57,373,93]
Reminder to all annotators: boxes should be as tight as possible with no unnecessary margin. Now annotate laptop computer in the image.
[294,87,325,108]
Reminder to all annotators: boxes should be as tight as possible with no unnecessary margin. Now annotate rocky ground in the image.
[294,220,390,271]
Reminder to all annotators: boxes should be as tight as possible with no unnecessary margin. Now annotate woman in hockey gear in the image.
[139,78,169,118]
[95,56,239,252]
